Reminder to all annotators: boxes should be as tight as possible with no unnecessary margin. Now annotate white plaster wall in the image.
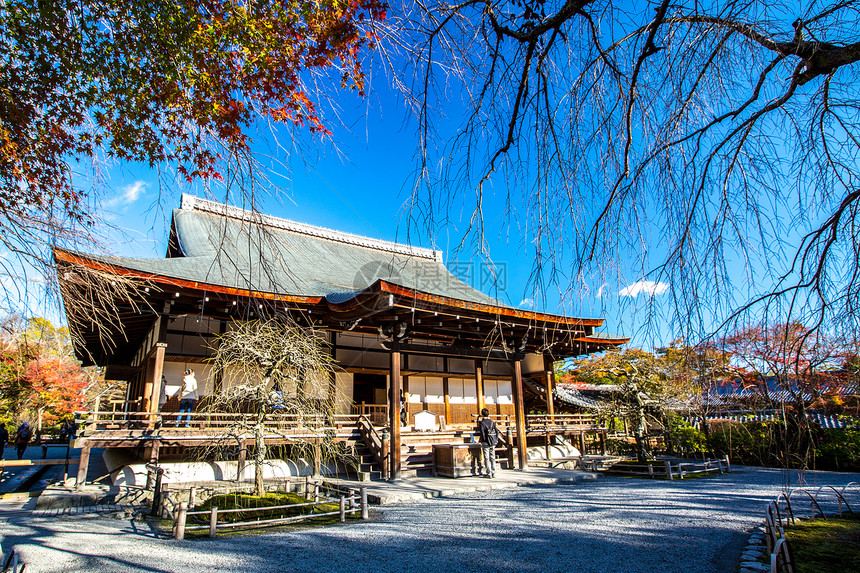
[448,378,478,404]
[111,458,342,487]
[483,379,513,405]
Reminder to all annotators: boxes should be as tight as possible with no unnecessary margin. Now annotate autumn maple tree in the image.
[0,0,386,282]
[721,322,843,411]
[23,357,87,428]
[720,322,846,467]
[0,315,97,430]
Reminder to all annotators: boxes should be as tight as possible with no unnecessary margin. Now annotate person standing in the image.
[178,369,198,426]
[0,424,8,459]
[476,408,499,478]
[158,374,168,411]
[14,421,32,460]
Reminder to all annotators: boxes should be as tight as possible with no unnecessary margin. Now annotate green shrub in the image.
[706,417,860,471]
[813,426,860,472]
[665,415,707,455]
[605,437,636,457]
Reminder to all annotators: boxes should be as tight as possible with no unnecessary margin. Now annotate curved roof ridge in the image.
[180,194,443,262]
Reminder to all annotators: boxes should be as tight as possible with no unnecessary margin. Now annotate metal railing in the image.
[1,549,25,573]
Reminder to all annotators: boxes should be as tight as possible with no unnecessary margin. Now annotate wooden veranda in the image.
[72,409,608,487]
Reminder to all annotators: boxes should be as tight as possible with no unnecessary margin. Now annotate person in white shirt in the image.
[178,369,198,426]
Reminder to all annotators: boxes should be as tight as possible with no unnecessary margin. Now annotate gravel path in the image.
[2,466,858,573]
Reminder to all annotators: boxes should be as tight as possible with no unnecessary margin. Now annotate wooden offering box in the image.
[433,443,484,478]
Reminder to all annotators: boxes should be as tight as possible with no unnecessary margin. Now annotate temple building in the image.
[56,194,627,484]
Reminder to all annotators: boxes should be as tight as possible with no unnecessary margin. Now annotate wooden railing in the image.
[600,457,731,479]
[526,413,601,431]
[78,411,361,438]
[351,403,388,426]
[356,415,388,479]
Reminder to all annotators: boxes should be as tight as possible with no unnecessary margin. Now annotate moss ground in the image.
[784,514,860,573]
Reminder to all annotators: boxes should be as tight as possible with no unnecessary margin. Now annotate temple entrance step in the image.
[400,432,473,448]
[399,467,434,478]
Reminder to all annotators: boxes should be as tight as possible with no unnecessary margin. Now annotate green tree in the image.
[572,348,687,462]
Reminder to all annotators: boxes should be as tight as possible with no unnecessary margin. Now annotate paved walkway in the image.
[1,466,858,573]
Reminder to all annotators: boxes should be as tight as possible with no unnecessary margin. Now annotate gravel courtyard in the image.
[2,466,858,573]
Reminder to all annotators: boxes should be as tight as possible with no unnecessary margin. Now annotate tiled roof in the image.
[81,194,504,305]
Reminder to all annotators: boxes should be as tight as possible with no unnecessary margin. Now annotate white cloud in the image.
[518,298,535,309]
[106,180,148,208]
[596,283,607,299]
[619,280,669,298]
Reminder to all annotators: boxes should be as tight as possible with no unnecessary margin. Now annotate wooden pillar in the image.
[403,375,410,425]
[388,349,402,480]
[443,378,451,426]
[511,359,528,471]
[143,343,167,415]
[75,442,91,490]
[475,360,485,412]
[148,440,161,465]
[544,355,555,421]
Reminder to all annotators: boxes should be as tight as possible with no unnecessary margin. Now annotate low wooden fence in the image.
[172,483,369,540]
[1,549,25,573]
[764,482,859,573]
[604,456,731,480]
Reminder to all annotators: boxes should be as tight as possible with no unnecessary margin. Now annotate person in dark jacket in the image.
[476,408,499,478]
[0,424,8,459]
[14,422,32,460]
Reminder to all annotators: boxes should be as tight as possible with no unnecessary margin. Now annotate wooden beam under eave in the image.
[511,359,528,471]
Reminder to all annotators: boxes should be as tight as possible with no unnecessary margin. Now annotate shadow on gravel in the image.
[0,467,858,573]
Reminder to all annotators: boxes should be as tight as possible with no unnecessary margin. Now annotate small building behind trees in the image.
[55,194,626,486]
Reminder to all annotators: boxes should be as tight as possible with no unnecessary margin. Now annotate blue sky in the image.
[92,80,677,350]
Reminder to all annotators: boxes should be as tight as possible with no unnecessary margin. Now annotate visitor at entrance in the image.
[178,369,198,426]
[476,408,499,478]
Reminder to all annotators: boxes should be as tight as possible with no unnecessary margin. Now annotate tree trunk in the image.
[633,392,649,463]
[254,419,265,496]
[254,386,267,497]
